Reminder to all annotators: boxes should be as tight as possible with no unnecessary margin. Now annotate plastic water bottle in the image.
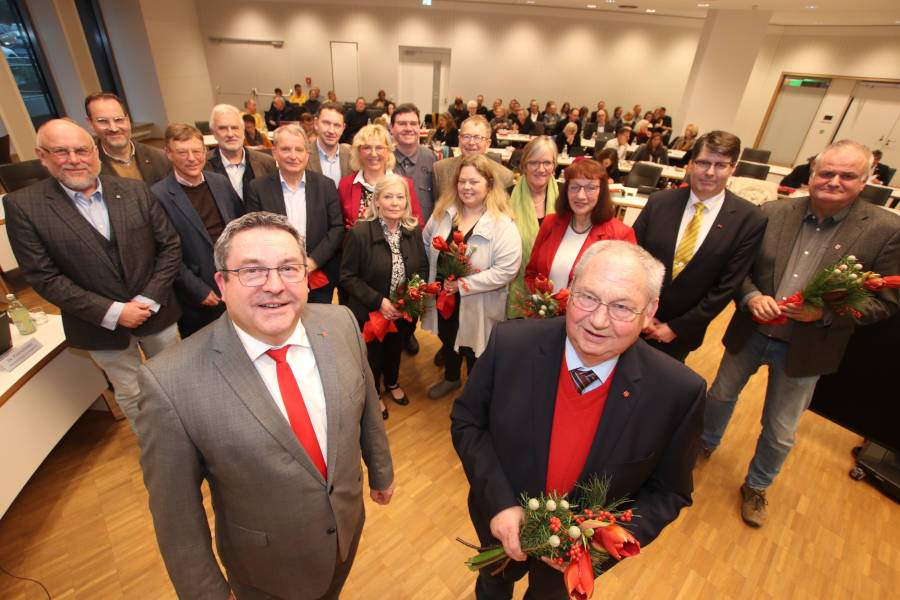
[6,294,36,335]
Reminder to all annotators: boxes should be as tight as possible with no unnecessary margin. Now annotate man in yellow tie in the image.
[632,130,768,361]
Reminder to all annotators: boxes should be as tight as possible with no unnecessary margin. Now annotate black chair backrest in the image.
[0,159,50,193]
[733,161,770,180]
[194,121,211,135]
[883,167,896,186]
[423,113,434,128]
[0,135,11,164]
[740,147,771,163]
[532,121,545,136]
[581,122,597,140]
[858,184,893,207]
[624,162,664,190]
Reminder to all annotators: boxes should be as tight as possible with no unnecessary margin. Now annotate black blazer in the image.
[244,170,345,282]
[338,219,428,327]
[205,148,277,202]
[451,317,705,554]
[633,187,768,355]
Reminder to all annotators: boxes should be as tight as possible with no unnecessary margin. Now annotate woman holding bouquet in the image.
[525,159,635,292]
[423,154,522,398]
[340,174,428,419]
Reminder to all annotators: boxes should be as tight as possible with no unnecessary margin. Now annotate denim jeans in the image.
[702,330,819,490]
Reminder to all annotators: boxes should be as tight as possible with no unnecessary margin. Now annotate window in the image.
[74,0,124,100]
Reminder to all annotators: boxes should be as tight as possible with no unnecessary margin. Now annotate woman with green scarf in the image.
[506,136,559,318]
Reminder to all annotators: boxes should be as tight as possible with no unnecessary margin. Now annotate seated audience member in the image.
[308,101,352,187]
[780,155,816,190]
[633,118,651,144]
[432,112,459,148]
[632,132,670,165]
[594,147,622,183]
[475,94,490,117]
[340,174,428,420]
[269,87,283,113]
[604,126,632,161]
[513,109,538,135]
[492,98,503,112]
[578,105,590,125]
[266,96,298,129]
[372,89,388,107]
[555,107,581,138]
[871,149,893,185]
[288,82,306,106]
[244,124,344,304]
[206,104,277,202]
[653,106,673,143]
[302,87,322,115]
[466,100,479,119]
[506,136,559,317]
[590,100,606,122]
[327,90,338,103]
[449,96,468,125]
[594,108,614,134]
[241,98,266,133]
[632,104,643,120]
[432,115,515,201]
[542,101,561,132]
[299,112,316,144]
[490,106,513,132]
[611,105,624,129]
[670,124,699,151]
[527,100,541,126]
[423,154,522,399]
[342,96,370,144]
[620,110,636,132]
[525,159,635,292]
[384,102,396,126]
[556,122,581,156]
[338,124,422,230]
[559,102,571,120]
[243,114,272,148]
[153,123,243,338]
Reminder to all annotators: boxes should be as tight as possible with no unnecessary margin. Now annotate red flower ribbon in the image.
[362,311,398,342]
[436,291,456,320]
[308,269,329,290]
[751,291,803,325]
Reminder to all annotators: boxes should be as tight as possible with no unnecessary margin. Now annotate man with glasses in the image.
[701,140,900,527]
[633,130,767,362]
[432,115,514,201]
[307,101,352,188]
[135,212,394,600]
[451,240,705,599]
[85,92,170,186]
[3,119,181,432]
[245,125,344,304]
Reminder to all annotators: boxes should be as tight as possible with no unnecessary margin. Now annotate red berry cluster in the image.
[548,516,562,533]
[565,544,586,561]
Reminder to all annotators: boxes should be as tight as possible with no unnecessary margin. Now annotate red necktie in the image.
[265,346,327,479]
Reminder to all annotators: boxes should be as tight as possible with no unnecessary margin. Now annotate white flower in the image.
[849,273,858,279]
[527,498,540,511]
[568,525,582,539]
[834,269,842,275]
[549,535,561,547]
[847,255,857,261]
[545,499,557,512]
[559,500,570,510]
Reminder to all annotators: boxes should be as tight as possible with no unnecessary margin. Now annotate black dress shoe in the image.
[382,407,389,420]
[404,335,420,355]
[434,349,445,367]
[386,385,409,406]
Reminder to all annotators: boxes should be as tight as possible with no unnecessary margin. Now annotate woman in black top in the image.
[432,112,459,148]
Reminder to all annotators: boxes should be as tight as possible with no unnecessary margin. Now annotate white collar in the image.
[564,338,618,383]
[232,318,311,363]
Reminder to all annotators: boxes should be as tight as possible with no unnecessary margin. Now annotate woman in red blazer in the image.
[525,159,635,292]
[338,123,423,229]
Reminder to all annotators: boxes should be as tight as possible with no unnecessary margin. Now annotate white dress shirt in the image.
[280,172,307,236]
[233,319,328,460]
[673,189,726,254]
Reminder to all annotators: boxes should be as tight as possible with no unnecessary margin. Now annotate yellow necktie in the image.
[672,202,706,278]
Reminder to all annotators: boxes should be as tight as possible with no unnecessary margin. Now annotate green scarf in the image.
[506,175,559,318]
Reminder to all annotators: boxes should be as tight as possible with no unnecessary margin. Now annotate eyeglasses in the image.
[220,264,308,287]
[526,160,554,170]
[569,184,600,195]
[92,116,128,127]
[692,160,734,172]
[570,291,645,322]
[461,134,486,143]
[39,146,94,160]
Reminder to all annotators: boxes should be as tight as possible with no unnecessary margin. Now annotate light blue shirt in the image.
[317,140,341,188]
[564,338,618,394]
[281,172,307,237]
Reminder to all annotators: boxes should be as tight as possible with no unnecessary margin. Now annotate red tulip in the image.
[552,288,570,305]
[453,230,464,244]
[563,546,594,600]
[432,237,451,252]
[864,275,900,290]
[532,274,553,295]
[590,524,640,561]
[885,276,900,288]
[408,287,420,300]
[424,282,442,295]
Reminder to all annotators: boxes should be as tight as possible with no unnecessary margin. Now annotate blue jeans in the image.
[702,330,819,490]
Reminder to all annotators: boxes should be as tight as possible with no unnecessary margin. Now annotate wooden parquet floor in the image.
[1,306,898,599]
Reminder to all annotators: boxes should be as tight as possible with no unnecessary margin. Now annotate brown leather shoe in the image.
[740,484,767,527]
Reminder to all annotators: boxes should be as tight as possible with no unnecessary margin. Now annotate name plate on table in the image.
[0,337,43,371]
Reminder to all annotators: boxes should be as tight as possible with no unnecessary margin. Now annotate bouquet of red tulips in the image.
[753,255,900,325]
[513,274,570,319]
[362,274,442,342]
[459,476,640,600]
[433,230,479,318]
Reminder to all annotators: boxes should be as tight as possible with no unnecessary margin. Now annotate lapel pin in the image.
[716,224,723,229]
[115,194,121,199]
[834,244,841,250]
[623,391,630,398]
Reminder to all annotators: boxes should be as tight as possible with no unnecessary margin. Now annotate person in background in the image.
[449,96,468,125]
[307,102,352,187]
[372,89,388,108]
[632,132,669,165]
[241,97,266,133]
[432,112,460,149]
[475,94,491,117]
[556,122,581,156]
[490,106,513,133]
[302,87,322,116]
[779,155,816,190]
[243,114,272,148]
[289,82,307,106]
[206,104,278,203]
[299,112,317,145]
[541,101,561,133]
[653,106,673,144]
[342,96,370,144]
[611,105,624,129]
[604,126,632,162]
[594,147,622,183]
[870,149,893,185]
[393,104,437,225]
[327,90,338,103]
[267,96,299,130]
[432,116,515,201]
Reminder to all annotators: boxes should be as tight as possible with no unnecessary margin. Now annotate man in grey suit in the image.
[153,123,244,337]
[701,140,900,527]
[85,92,170,186]
[306,102,353,188]
[245,125,345,305]
[3,119,181,431]
[432,115,514,200]
[204,104,277,203]
[137,212,394,600]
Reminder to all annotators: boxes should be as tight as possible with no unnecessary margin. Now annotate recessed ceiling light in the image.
[526,0,536,3]
[605,0,616,3]
[697,2,710,6]
[805,4,818,8]
[587,4,598,8]
[646,8,656,12]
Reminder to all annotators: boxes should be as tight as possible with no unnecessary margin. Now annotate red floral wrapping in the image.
[436,291,456,319]
[362,311,398,342]
[308,269,329,290]
[752,292,802,325]
[563,549,594,600]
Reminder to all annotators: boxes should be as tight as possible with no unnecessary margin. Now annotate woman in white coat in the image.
[423,153,522,399]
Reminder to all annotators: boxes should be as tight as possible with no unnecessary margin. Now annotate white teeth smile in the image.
[261,303,283,308]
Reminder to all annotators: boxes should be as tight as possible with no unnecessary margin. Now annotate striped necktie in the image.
[672,202,707,278]
[570,367,599,394]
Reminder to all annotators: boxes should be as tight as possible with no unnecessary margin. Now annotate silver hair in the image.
[571,240,665,304]
[813,140,874,177]
[214,212,305,272]
[209,104,242,128]
[272,124,308,148]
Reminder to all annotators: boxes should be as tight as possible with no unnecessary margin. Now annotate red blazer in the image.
[525,213,636,290]
[337,171,423,229]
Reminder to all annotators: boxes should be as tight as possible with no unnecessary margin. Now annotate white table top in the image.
[0,315,66,401]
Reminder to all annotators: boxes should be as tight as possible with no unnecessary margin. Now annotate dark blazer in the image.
[245,170,345,284]
[873,162,892,185]
[633,187,767,355]
[205,147,277,202]
[722,196,900,377]
[451,317,705,554]
[98,141,171,186]
[305,141,353,182]
[3,175,181,350]
[151,171,244,335]
[136,305,393,600]
[339,219,428,327]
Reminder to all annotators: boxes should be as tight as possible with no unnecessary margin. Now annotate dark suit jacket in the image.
[723,196,900,377]
[136,306,393,600]
[3,175,181,350]
[305,141,353,182]
[151,171,243,326]
[633,187,767,356]
[451,317,705,553]
[204,147,277,202]
[874,162,892,185]
[98,141,171,187]
[244,170,345,284]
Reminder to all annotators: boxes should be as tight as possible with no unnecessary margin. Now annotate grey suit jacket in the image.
[3,175,181,350]
[98,141,171,187]
[305,140,353,183]
[136,305,394,600]
[432,154,514,206]
[723,196,900,377]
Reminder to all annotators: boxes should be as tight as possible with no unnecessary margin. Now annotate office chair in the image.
[194,121,211,135]
[857,184,893,207]
[624,162,664,195]
[740,147,771,163]
[733,161,770,180]
[0,159,50,193]
[581,122,597,140]
[882,167,895,186]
